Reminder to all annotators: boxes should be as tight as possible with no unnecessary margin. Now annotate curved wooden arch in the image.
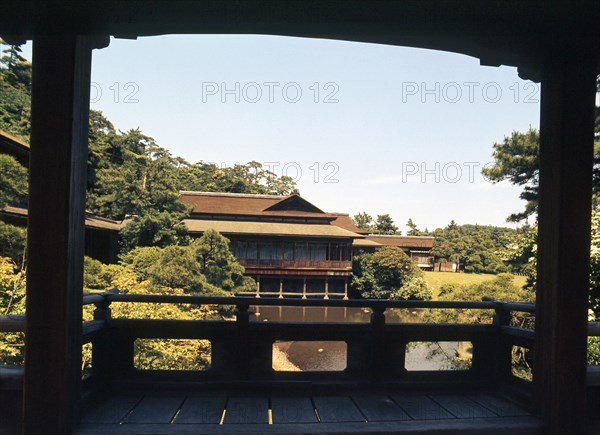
[2,0,600,77]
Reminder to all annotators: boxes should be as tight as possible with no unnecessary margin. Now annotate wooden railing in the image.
[72,292,539,398]
[238,258,352,269]
[11,293,600,422]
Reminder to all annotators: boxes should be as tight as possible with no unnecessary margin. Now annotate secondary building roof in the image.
[330,213,369,235]
[1,206,123,232]
[352,238,383,247]
[182,218,364,239]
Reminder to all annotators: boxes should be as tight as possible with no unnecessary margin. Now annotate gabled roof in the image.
[179,191,335,220]
[263,194,325,214]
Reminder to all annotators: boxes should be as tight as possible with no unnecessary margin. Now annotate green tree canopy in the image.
[428,221,514,274]
[0,40,31,91]
[352,212,373,232]
[351,246,427,299]
[373,214,400,235]
[0,154,27,208]
[191,229,254,292]
[406,218,423,236]
[481,129,539,222]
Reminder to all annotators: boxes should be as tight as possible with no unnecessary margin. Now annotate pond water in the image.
[250,306,464,371]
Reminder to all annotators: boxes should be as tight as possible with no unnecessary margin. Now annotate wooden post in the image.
[302,277,307,299]
[370,306,386,381]
[279,276,283,298]
[324,278,329,300]
[23,35,96,435]
[91,294,112,386]
[344,278,349,300]
[256,275,261,298]
[533,58,597,433]
[235,303,250,378]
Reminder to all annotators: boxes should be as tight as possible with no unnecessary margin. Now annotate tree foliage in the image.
[0,154,27,209]
[0,222,26,265]
[427,221,515,274]
[481,129,539,223]
[373,214,400,235]
[351,246,429,299]
[0,39,31,139]
[483,79,600,223]
[406,218,424,236]
[352,212,373,232]
[190,229,254,292]
[0,256,26,364]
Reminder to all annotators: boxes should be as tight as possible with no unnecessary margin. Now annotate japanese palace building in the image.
[179,191,434,298]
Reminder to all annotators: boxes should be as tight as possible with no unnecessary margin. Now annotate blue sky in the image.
[26,35,540,232]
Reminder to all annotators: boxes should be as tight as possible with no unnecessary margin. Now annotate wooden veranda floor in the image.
[75,390,543,434]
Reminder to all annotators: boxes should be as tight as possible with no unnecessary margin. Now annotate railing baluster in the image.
[235,303,250,378]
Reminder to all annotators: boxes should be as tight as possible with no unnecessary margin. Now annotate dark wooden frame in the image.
[0,2,598,434]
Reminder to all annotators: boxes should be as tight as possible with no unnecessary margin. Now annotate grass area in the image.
[423,271,528,298]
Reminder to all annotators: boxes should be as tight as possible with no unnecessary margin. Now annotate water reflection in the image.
[253,306,461,371]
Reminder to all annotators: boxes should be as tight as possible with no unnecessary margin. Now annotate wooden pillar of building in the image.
[324,278,329,300]
[302,277,307,299]
[23,36,99,435]
[533,58,597,434]
[256,275,261,298]
[344,278,349,300]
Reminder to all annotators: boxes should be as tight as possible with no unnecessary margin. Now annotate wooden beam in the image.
[533,58,597,433]
[23,35,94,435]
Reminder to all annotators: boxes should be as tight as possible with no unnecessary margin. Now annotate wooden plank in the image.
[312,396,365,422]
[173,396,226,424]
[390,394,454,420]
[429,395,496,418]
[74,415,544,434]
[23,35,94,435]
[223,397,268,424]
[352,394,410,422]
[81,396,141,424]
[270,397,317,424]
[534,59,597,435]
[123,396,184,424]
[467,394,530,417]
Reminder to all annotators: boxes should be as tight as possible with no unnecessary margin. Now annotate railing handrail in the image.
[481,296,536,313]
[103,293,517,310]
[0,315,25,332]
[82,287,118,306]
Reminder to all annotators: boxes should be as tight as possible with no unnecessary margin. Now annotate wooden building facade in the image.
[179,191,364,298]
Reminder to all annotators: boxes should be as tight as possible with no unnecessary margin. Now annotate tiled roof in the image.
[353,238,383,247]
[182,219,364,239]
[1,206,123,232]
[330,213,369,234]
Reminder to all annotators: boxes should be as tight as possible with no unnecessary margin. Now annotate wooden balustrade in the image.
[72,291,541,399]
[238,258,352,269]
